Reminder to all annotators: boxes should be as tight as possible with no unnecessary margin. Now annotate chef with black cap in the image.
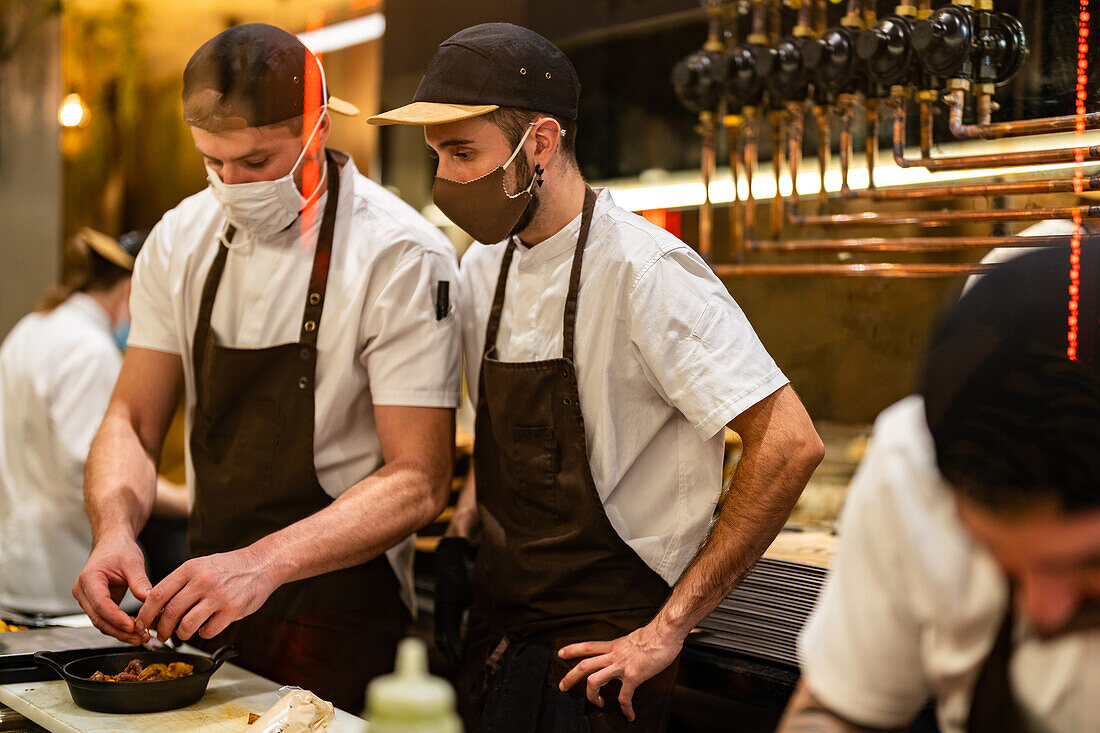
[0,228,187,618]
[370,23,823,730]
[73,24,461,711]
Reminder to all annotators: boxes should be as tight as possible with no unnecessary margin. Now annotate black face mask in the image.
[432,123,537,244]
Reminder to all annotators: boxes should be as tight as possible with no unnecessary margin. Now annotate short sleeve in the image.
[127,222,181,355]
[629,246,788,439]
[361,247,461,408]
[797,427,934,728]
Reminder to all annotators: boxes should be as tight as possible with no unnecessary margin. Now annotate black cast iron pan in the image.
[33,644,237,714]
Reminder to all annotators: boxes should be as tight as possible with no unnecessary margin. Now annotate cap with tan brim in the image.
[368,23,579,127]
[79,228,136,271]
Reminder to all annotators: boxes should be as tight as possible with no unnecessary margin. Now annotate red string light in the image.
[1068,0,1089,361]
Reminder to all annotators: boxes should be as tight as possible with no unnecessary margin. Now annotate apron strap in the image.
[483,238,518,357]
[193,149,343,376]
[193,237,231,379]
[561,186,597,365]
[300,149,341,348]
[966,602,1026,733]
[483,185,599,361]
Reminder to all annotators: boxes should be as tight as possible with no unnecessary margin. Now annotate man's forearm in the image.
[651,424,822,639]
[85,410,160,542]
[250,459,449,586]
[778,682,900,733]
[444,467,478,539]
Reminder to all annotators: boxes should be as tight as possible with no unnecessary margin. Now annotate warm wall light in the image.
[58,92,89,128]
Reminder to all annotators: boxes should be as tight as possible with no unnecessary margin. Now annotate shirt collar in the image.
[514,187,614,270]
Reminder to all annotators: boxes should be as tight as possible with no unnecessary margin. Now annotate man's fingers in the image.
[137,569,190,631]
[155,585,206,642]
[121,554,153,602]
[585,666,618,707]
[559,655,608,692]
[618,680,638,722]
[199,609,236,639]
[79,574,140,641]
[175,600,218,641]
[559,640,612,659]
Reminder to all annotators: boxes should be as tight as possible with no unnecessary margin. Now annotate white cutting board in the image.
[0,660,369,732]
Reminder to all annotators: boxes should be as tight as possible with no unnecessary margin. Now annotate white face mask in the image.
[206,109,327,243]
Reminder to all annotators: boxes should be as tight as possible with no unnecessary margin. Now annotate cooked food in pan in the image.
[88,658,194,682]
[0,620,28,632]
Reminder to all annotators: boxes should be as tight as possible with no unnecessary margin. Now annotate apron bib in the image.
[461,188,678,732]
[188,150,406,712]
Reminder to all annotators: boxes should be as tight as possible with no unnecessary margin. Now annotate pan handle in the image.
[208,644,238,673]
[33,651,69,679]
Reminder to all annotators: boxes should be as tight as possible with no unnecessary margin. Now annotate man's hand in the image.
[135,547,279,642]
[557,621,686,722]
[72,535,152,645]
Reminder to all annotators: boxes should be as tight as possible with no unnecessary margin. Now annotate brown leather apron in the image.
[460,187,678,732]
[188,149,407,713]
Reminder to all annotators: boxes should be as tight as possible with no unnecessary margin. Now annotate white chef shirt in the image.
[458,188,788,584]
[799,395,1100,733]
[128,153,462,610]
[0,293,121,615]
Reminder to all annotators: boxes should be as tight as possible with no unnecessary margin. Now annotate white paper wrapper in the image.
[252,687,335,733]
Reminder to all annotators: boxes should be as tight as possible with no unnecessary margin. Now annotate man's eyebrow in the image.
[437,138,474,148]
[195,147,273,163]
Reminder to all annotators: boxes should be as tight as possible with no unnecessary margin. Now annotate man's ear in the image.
[531,118,562,166]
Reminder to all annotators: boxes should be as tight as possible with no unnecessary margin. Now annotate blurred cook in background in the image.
[0,228,187,620]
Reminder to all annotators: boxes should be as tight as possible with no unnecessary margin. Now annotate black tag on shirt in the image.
[436,281,450,321]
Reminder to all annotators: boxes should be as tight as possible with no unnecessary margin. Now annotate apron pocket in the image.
[509,425,561,518]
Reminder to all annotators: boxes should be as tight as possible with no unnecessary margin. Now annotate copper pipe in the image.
[947,89,1100,139]
[699,112,716,259]
[771,110,787,239]
[729,122,745,262]
[815,105,831,212]
[787,101,805,223]
[892,97,1100,171]
[744,107,758,240]
[814,0,827,36]
[866,103,879,191]
[748,234,1078,253]
[852,174,1100,200]
[714,263,994,277]
[838,96,855,197]
[919,98,933,158]
[917,0,932,11]
[796,204,1100,228]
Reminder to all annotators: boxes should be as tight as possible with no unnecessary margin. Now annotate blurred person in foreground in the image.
[780,239,1100,733]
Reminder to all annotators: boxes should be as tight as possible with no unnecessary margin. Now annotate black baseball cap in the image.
[368,23,579,126]
[183,23,359,132]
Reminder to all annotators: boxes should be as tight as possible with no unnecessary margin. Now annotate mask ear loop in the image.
[505,119,568,195]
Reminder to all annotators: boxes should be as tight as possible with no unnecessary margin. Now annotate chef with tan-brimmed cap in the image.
[72,23,461,710]
[370,22,824,731]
